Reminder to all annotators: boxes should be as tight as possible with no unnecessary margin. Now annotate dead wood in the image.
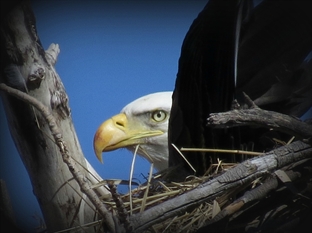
[200,159,311,232]
[129,141,312,232]
[207,103,312,143]
[0,83,117,233]
[0,2,113,232]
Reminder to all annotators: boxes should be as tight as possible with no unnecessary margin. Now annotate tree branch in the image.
[0,83,119,233]
[207,106,312,143]
[129,140,312,232]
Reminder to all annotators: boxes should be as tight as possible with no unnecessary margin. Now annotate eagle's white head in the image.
[93,91,172,171]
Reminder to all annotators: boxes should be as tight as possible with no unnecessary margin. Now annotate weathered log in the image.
[129,141,312,232]
[201,159,311,232]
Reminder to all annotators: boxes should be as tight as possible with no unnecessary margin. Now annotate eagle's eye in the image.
[151,110,167,122]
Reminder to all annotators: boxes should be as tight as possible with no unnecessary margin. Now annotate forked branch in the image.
[207,95,312,143]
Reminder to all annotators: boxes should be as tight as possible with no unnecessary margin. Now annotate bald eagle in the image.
[94,0,311,175]
[94,92,172,171]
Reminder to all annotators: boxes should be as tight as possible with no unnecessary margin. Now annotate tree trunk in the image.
[0,2,105,232]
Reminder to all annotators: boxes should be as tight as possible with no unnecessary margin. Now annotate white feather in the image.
[121,91,172,171]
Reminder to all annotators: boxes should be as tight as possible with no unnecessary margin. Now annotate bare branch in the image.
[0,83,118,233]
[129,141,312,232]
[207,107,312,141]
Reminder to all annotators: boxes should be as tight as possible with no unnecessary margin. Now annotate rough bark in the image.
[0,2,111,232]
[207,100,312,142]
[0,83,116,232]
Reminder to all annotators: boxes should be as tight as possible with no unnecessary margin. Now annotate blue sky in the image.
[0,1,207,231]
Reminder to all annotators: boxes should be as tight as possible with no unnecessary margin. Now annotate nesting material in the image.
[95,142,311,233]
[103,159,242,232]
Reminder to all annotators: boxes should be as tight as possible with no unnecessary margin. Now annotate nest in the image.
[99,143,312,233]
[91,103,312,233]
[120,162,236,232]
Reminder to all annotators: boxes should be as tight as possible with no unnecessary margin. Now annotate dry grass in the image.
[101,157,241,233]
[93,140,311,232]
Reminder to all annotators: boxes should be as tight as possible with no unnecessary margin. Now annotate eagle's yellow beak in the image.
[93,113,163,163]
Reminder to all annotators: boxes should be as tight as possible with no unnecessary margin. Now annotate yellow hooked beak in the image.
[93,113,163,163]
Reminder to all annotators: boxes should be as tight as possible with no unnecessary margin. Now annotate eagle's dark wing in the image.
[236,0,312,116]
[169,0,312,176]
[169,0,242,175]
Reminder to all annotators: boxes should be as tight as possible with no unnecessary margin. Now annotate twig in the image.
[140,160,154,213]
[108,181,132,232]
[54,220,103,233]
[180,147,262,156]
[129,145,139,215]
[171,143,196,173]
